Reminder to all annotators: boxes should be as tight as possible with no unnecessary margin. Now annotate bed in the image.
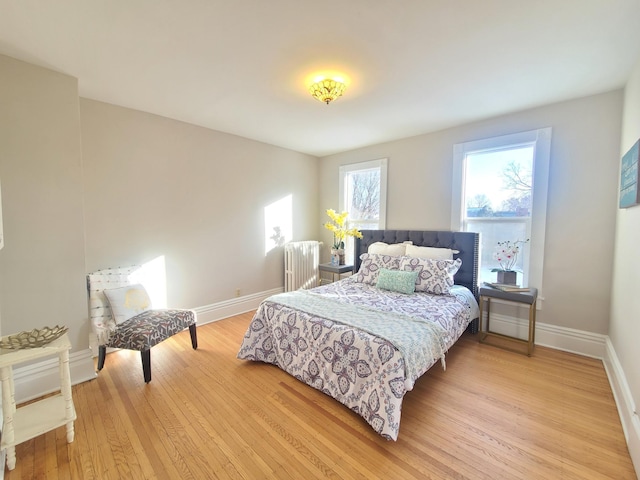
[237,230,480,440]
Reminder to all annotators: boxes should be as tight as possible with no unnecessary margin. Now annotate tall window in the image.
[451,129,551,289]
[339,158,387,261]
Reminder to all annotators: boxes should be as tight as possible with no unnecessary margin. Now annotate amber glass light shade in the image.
[308,78,346,104]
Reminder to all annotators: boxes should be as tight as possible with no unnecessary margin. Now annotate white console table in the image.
[0,332,76,471]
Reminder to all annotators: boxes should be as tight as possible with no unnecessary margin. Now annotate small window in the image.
[452,129,551,289]
[339,158,388,261]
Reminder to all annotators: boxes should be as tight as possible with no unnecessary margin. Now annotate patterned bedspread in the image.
[237,277,479,440]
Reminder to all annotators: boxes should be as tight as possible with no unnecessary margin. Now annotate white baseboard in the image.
[0,286,278,478]
[484,312,607,358]
[488,313,638,474]
[17,287,281,405]
[5,295,639,477]
[88,287,284,355]
[12,348,96,405]
[193,287,282,325]
[603,337,640,475]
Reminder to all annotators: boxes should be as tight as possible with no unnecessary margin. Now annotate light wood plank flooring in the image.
[6,312,636,479]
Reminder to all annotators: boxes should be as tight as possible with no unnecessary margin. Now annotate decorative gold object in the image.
[0,325,69,350]
[309,78,346,104]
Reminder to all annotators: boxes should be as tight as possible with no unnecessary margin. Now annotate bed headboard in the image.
[354,230,480,297]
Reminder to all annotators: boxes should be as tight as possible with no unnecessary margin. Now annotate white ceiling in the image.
[1,1,640,157]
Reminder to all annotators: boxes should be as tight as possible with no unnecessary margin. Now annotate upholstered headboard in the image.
[354,230,480,297]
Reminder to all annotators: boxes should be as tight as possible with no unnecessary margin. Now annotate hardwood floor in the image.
[6,312,636,479]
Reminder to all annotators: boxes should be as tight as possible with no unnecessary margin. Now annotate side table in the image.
[478,286,538,356]
[0,332,76,471]
[318,263,353,284]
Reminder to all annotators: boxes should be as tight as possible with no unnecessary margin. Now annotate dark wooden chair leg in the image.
[97,345,106,371]
[189,324,198,350]
[141,349,151,383]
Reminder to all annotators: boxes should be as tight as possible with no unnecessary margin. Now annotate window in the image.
[339,158,388,261]
[451,128,551,289]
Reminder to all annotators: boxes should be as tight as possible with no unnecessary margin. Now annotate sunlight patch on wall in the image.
[265,194,292,255]
[129,255,167,308]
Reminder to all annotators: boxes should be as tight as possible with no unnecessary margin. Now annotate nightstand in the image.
[318,263,353,284]
[0,333,76,470]
[478,286,538,356]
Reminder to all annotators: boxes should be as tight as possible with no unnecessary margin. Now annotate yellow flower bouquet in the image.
[324,209,363,258]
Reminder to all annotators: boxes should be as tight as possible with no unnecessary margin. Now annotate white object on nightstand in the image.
[0,332,76,471]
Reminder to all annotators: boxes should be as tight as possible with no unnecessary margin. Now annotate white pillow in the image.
[355,253,402,285]
[405,244,458,260]
[368,242,408,257]
[103,284,152,324]
[400,257,462,295]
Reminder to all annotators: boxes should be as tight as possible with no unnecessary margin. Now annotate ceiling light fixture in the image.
[309,78,346,105]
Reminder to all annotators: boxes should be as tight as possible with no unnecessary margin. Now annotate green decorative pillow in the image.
[376,268,418,294]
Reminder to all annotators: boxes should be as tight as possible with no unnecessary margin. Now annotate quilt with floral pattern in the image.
[237,277,478,440]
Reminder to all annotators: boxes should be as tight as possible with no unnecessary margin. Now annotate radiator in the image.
[284,241,320,291]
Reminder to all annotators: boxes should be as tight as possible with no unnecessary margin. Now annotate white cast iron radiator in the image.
[284,241,320,291]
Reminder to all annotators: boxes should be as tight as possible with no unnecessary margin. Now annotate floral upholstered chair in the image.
[87,266,197,383]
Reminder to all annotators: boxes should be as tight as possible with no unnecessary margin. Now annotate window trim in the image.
[451,128,551,291]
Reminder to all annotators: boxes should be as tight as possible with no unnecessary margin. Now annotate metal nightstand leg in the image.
[478,289,537,356]
[527,300,536,356]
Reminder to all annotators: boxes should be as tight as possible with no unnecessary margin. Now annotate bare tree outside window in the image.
[500,160,532,216]
[465,155,532,219]
[466,193,494,217]
[502,160,532,193]
[348,169,380,221]
[462,146,534,284]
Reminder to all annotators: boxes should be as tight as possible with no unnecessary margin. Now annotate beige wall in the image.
[320,91,623,335]
[0,55,88,349]
[80,99,318,309]
[0,54,319,353]
[0,50,627,354]
[610,57,640,438]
